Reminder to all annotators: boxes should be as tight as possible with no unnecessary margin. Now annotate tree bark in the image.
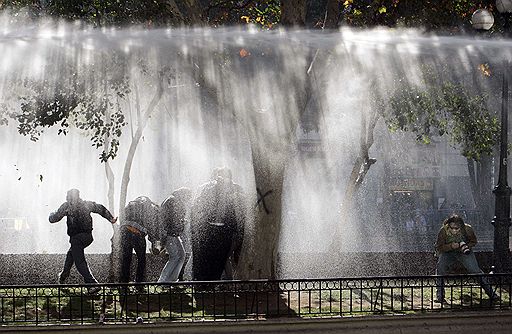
[280,0,307,26]
[105,155,117,282]
[102,80,119,283]
[330,108,379,251]
[467,156,493,225]
[478,156,493,223]
[323,0,340,29]
[107,80,164,281]
[119,81,164,215]
[166,0,203,25]
[468,159,479,206]
[242,140,288,279]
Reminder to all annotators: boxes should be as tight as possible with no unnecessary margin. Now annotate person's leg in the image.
[59,246,74,283]
[158,238,173,283]
[133,235,146,283]
[461,252,495,298]
[435,253,454,301]
[223,237,237,280]
[168,236,186,282]
[223,257,233,280]
[191,227,208,281]
[210,226,232,280]
[119,229,134,283]
[158,236,186,283]
[70,233,97,284]
[178,252,190,281]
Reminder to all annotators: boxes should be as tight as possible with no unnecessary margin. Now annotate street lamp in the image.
[491,0,512,273]
[471,9,495,30]
[491,63,512,273]
[471,5,512,272]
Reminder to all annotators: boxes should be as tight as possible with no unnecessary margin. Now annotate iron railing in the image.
[1,274,511,326]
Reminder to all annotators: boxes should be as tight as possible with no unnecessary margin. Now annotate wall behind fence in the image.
[0,252,494,285]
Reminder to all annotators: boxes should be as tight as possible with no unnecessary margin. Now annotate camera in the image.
[459,241,471,254]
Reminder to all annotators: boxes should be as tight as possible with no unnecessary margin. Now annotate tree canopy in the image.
[386,71,500,161]
[1,0,510,34]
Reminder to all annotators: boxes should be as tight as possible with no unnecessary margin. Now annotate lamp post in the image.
[491,63,512,273]
[472,4,512,272]
[493,0,512,273]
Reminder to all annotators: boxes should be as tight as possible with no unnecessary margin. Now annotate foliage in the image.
[207,0,280,28]
[342,0,506,33]
[1,0,511,34]
[7,53,132,162]
[1,0,180,26]
[386,70,500,160]
[49,0,183,26]
[3,48,180,163]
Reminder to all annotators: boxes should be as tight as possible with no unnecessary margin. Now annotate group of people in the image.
[49,167,246,288]
[49,172,497,303]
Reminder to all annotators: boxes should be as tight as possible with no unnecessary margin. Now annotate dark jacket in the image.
[49,199,114,237]
[123,197,160,243]
[159,195,187,239]
[191,179,246,262]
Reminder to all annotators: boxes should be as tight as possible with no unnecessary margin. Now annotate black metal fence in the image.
[1,274,511,326]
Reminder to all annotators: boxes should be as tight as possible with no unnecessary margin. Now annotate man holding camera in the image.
[434,214,494,303]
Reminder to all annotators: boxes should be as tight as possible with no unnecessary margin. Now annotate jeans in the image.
[436,251,494,299]
[60,232,97,284]
[158,236,185,283]
[120,226,147,283]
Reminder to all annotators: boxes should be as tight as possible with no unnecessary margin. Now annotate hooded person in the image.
[119,196,160,283]
[49,189,117,287]
[190,167,246,281]
[157,187,193,283]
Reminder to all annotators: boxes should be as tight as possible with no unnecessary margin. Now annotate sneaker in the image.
[434,297,447,304]
[57,271,68,284]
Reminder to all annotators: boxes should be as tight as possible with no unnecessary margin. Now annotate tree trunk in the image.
[105,160,118,283]
[467,159,480,206]
[280,0,307,26]
[102,85,119,283]
[105,162,115,211]
[330,109,379,251]
[478,156,493,223]
[102,73,116,214]
[241,141,288,279]
[468,156,493,225]
[166,0,203,25]
[323,0,340,29]
[108,81,164,281]
[119,82,164,214]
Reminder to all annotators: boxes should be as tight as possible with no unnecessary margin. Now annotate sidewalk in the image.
[2,311,512,334]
